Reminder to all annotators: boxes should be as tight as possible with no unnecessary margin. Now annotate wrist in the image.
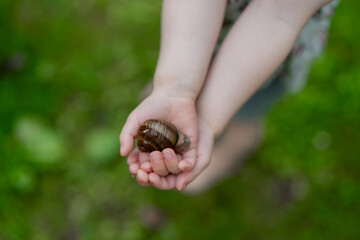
[198,108,233,138]
[152,75,198,101]
[198,115,216,141]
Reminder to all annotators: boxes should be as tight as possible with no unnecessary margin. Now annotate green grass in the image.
[0,1,359,239]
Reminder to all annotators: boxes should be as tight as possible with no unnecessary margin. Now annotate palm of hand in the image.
[135,117,215,191]
[120,94,198,190]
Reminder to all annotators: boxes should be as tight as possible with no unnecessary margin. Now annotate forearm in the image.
[153,0,227,100]
[197,0,328,136]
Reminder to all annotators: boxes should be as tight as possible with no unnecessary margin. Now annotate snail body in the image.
[137,119,190,154]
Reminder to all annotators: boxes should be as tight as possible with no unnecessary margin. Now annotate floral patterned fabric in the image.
[217,0,340,93]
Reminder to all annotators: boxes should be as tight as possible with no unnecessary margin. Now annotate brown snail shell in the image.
[137,119,191,154]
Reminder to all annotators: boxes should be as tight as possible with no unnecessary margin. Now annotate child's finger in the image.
[148,172,161,187]
[129,163,140,175]
[162,148,181,174]
[175,148,211,191]
[149,173,176,190]
[177,148,197,172]
[127,148,140,165]
[120,113,140,157]
[140,162,152,173]
[136,169,150,186]
[175,161,207,191]
[138,152,152,172]
[150,151,169,176]
[138,152,150,163]
[176,129,213,191]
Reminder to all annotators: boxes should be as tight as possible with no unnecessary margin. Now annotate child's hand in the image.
[175,117,215,190]
[128,117,215,191]
[127,147,182,189]
[120,92,198,190]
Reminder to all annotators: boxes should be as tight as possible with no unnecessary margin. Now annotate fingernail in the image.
[178,162,186,171]
[149,178,155,185]
[177,183,184,191]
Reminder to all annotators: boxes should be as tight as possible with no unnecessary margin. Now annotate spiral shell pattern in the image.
[136,119,190,153]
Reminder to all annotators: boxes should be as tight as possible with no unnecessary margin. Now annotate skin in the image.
[120,0,334,191]
[120,0,227,190]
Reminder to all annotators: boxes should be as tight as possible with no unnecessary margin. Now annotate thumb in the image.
[177,147,197,172]
[119,113,140,156]
[176,131,214,191]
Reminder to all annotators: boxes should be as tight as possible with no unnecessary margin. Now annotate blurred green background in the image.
[0,0,359,239]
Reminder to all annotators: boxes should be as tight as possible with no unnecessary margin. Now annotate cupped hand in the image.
[175,117,215,190]
[129,116,215,191]
[129,147,184,190]
[119,92,198,188]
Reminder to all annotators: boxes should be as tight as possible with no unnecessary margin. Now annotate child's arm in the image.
[120,0,227,189]
[152,0,228,99]
[198,0,332,136]
[175,0,334,189]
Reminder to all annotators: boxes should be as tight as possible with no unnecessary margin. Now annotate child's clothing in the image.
[217,0,340,119]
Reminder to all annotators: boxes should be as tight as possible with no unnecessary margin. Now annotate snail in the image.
[136,119,191,154]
